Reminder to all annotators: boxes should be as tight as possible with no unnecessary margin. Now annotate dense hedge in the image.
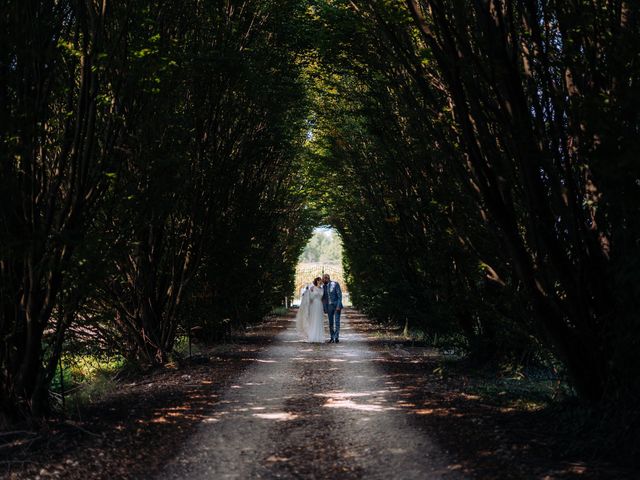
[2,0,638,425]
[309,0,640,406]
[0,0,315,424]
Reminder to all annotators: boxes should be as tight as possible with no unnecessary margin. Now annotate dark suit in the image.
[322,281,343,341]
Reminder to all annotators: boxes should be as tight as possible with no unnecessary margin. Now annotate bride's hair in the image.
[313,277,322,286]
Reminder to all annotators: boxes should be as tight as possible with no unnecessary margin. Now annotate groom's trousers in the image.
[327,304,341,341]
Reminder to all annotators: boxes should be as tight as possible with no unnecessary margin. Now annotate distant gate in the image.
[294,262,349,305]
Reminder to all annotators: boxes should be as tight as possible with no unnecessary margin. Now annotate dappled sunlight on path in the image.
[159,309,463,479]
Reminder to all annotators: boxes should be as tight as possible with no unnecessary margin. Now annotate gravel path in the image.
[160,311,463,479]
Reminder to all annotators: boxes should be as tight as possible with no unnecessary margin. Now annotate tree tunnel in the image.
[2,0,639,426]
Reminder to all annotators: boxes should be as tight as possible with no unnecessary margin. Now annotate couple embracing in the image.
[296,274,344,344]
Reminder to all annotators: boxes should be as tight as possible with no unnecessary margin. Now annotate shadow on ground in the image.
[1,310,634,479]
[0,315,292,479]
[344,311,635,479]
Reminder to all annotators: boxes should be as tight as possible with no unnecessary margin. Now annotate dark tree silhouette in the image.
[1,0,638,428]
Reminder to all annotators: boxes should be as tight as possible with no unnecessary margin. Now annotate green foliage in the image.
[49,354,124,410]
[305,0,640,407]
[0,0,319,421]
[270,306,291,317]
[306,2,536,370]
[2,0,639,425]
[299,228,343,264]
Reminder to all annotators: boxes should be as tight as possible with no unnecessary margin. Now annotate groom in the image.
[321,274,343,343]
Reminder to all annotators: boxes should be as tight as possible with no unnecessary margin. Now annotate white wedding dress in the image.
[296,284,325,343]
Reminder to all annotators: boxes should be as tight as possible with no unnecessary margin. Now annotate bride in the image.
[296,277,325,343]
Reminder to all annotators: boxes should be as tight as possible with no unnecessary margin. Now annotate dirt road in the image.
[160,310,463,479]
[5,310,628,479]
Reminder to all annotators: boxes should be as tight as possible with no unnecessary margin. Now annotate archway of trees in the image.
[294,228,347,304]
[2,0,639,435]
